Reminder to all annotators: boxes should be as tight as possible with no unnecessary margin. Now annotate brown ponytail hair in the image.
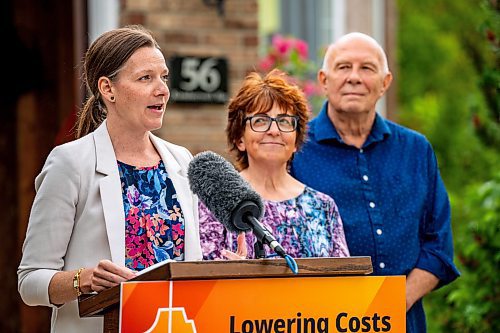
[75,25,160,138]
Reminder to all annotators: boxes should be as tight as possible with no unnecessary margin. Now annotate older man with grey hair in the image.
[291,32,460,333]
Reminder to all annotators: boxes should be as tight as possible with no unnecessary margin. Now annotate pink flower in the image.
[258,54,276,72]
[294,39,309,59]
[303,80,322,97]
[259,34,325,114]
[272,34,292,56]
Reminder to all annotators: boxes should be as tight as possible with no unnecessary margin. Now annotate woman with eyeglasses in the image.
[199,69,350,260]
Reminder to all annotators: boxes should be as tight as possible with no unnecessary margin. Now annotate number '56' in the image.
[180,58,221,92]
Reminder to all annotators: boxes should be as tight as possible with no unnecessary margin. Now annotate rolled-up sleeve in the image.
[416,146,460,287]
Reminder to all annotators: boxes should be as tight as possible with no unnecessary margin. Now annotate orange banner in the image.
[120,276,405,333]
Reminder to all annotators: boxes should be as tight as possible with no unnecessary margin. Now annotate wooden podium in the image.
[79,257,404,333]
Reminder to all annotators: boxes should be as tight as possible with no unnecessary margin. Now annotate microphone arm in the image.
[244,214,287,258]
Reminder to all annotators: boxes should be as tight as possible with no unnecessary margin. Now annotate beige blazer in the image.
[18,121,202,333]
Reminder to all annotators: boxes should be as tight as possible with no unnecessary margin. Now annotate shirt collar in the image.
[314,102,343,142]
[313,102,392,146]
[365,112,392,146]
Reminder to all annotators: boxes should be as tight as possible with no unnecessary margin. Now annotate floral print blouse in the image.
[118,160,185,271]
[199,186,350,260]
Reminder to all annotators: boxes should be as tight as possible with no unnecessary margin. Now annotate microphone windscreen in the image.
[187,151,264,232]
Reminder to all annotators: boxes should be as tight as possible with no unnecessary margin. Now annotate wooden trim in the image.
[79,256,372,318]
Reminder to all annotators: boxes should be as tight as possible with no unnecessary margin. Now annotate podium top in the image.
[79,256,372,318]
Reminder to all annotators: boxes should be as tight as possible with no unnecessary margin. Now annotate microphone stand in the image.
[253,238,298,273]
[253,240,266,259]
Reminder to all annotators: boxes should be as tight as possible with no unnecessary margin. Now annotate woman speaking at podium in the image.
[17,25,202,333]
[199,69,350,260]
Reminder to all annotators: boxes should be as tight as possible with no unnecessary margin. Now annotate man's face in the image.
[319,37,392,115]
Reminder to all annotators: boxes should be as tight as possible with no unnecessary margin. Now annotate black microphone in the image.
[187,151,287,258]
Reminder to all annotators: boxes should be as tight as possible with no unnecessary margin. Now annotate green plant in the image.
[397,0,499,331]
[439,174,499,332]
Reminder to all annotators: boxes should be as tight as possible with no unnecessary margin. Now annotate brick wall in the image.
[121,0,259,161]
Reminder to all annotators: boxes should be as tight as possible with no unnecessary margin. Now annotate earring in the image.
[110,96,115,102]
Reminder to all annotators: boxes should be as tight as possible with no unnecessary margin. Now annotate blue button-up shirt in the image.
[291,104,460,333]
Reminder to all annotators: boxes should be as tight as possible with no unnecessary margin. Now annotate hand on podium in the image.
[88,259,137,293]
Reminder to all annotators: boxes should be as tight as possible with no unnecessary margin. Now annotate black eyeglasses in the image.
[244,115,299,133]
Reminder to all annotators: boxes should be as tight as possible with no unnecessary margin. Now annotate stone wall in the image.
[121,0,259,160]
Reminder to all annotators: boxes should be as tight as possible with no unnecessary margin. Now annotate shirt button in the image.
[363,175,369,181]
[379,262,385,269]
[369,202,376,208]
[360,149,364,153]
[376,229,382,235]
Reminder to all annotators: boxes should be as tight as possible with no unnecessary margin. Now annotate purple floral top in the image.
[118,160,185,271]
[199,186,350,259]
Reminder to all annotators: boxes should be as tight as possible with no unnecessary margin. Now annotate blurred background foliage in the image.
[397,0,499,331]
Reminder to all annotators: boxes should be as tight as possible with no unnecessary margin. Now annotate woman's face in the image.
[107,46,170,132]
[236,104,298,169]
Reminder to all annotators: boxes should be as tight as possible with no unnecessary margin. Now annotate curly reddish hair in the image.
[226,68,309,170]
